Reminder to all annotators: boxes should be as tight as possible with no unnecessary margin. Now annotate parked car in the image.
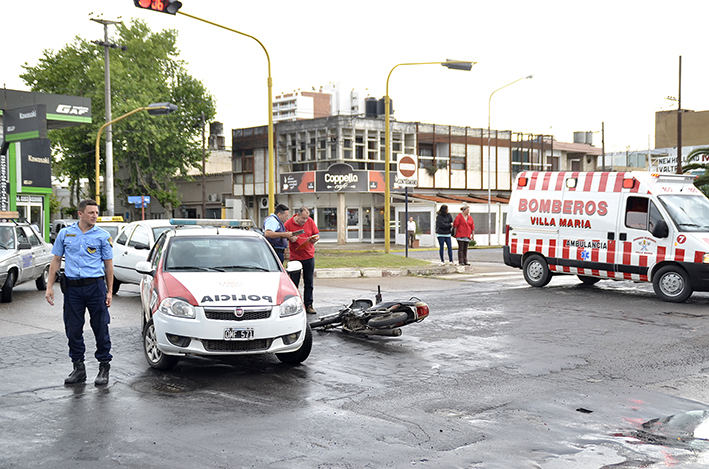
[135,219,311,370]
[0,219,53,302]
[50,219,75,244]
[112,219,186,294]
[95,215,127,241]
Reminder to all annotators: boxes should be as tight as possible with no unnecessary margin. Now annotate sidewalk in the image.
[312,242,515,279]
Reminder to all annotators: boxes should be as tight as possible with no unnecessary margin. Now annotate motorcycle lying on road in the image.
[309,286,429,337]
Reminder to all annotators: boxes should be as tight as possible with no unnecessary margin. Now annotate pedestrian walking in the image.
[407,217,417,248]
[453,205,475,265]
[263,203,297,263]
[435,205,454,263]
[45,199,114,386]
[284,207,320,314]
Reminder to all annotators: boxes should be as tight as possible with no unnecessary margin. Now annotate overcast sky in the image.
[3,1,708,153]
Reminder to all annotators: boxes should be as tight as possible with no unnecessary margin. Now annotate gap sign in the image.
[396,154,418,187]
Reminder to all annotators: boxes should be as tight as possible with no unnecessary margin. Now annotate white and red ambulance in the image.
[503,171,709,302]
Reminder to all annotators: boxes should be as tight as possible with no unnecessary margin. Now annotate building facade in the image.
[231,115,602,246]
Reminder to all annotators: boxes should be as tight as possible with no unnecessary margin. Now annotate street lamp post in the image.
[90,17,125,216]
[95,102,177,208]
[384,60,475,253]
[487,75,533,246]
[175,11,275,214]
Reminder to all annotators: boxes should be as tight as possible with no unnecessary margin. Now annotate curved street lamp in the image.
[95,102,178,208]
[176,11,275,214]
[487,75,533,245]
[384,60,476,253]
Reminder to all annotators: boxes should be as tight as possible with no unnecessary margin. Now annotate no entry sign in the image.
[396,154,418,187]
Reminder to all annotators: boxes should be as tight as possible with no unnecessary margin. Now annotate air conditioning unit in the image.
[207,193,219,202]
[259,197,269,209]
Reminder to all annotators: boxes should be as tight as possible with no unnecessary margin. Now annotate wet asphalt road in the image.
[2,260,709,468]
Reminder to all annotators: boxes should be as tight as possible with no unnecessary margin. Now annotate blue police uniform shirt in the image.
[263,213,287,250]
[52,222,113,279]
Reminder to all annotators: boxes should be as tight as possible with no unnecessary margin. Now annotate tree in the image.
[21,19,216,216]
[684,147,709,197]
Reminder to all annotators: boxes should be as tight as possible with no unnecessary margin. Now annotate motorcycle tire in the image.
[310,312,344,329]
[367,311,408,328]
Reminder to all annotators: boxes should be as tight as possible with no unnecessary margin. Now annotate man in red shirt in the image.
[284,207,320,314]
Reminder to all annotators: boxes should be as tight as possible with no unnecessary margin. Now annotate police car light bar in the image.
[169,219,254,228]
[97,216,124,222]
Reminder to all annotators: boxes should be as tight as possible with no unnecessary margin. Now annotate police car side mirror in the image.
[135,261,155,276]
[18,242,31,250]
[651,220,669,239]
[285,260,302,273]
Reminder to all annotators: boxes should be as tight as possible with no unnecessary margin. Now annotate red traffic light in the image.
[134,0,182,15]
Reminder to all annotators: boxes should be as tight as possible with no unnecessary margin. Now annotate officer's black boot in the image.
[95,361,110,386]
[64,361,86,384]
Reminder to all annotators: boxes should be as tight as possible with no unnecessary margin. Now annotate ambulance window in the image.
[625,197,648,230]
[648,201,663,233]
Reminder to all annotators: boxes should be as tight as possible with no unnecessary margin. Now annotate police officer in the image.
[263,204,297,263]
[45,199,114,386]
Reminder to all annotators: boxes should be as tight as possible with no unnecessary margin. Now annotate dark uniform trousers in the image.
[63,279,112,363]
[288,257,315,307]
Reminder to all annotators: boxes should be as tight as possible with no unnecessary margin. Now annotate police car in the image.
[135,219,311,370]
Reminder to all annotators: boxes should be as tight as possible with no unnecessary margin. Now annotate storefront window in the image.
[400,211,430,235]
[316,207,337,241]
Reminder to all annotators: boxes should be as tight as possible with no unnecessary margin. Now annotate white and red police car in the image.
[136,219,311,370]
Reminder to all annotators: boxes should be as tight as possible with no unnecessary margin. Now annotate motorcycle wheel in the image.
[367,311,408,328]
[310,311,344,329]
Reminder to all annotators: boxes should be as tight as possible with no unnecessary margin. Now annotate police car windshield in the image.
[659,195,709,232]
[165,237,281,272]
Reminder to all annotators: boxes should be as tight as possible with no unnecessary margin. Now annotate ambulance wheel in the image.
[523,254,551,287]
[578,275,601,285]
[653,266,692,303]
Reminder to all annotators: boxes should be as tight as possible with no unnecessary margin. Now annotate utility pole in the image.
[601,122,605,171]
[91,18,125,216]
[201,112,206,218]
[677,55,683,174]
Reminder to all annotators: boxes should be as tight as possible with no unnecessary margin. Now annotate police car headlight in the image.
[280,295,304,317]
[158,298,196,319]
[704,253,709,264]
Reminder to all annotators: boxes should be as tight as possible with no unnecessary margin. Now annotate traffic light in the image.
[134,0,182,15]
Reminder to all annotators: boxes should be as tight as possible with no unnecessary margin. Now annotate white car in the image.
[135,219,311,370]
[0,220,53,302]
[112,219,185,293]
[95,216,127,242]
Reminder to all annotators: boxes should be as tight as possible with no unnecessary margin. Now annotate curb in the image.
[315,263,470,279]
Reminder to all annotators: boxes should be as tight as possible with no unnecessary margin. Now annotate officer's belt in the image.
[65,276,104,287]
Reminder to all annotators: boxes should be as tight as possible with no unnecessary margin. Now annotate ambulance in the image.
[503,171,709,302]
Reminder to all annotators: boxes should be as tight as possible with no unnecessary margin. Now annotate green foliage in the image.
[685,147,709,197]
[20,19,216,216]
[48,193,62,217]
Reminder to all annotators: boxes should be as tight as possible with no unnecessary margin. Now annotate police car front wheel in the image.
[653,266,692,303]
[143,320,179,370]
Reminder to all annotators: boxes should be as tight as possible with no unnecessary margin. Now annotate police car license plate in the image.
[223,328,254,340]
